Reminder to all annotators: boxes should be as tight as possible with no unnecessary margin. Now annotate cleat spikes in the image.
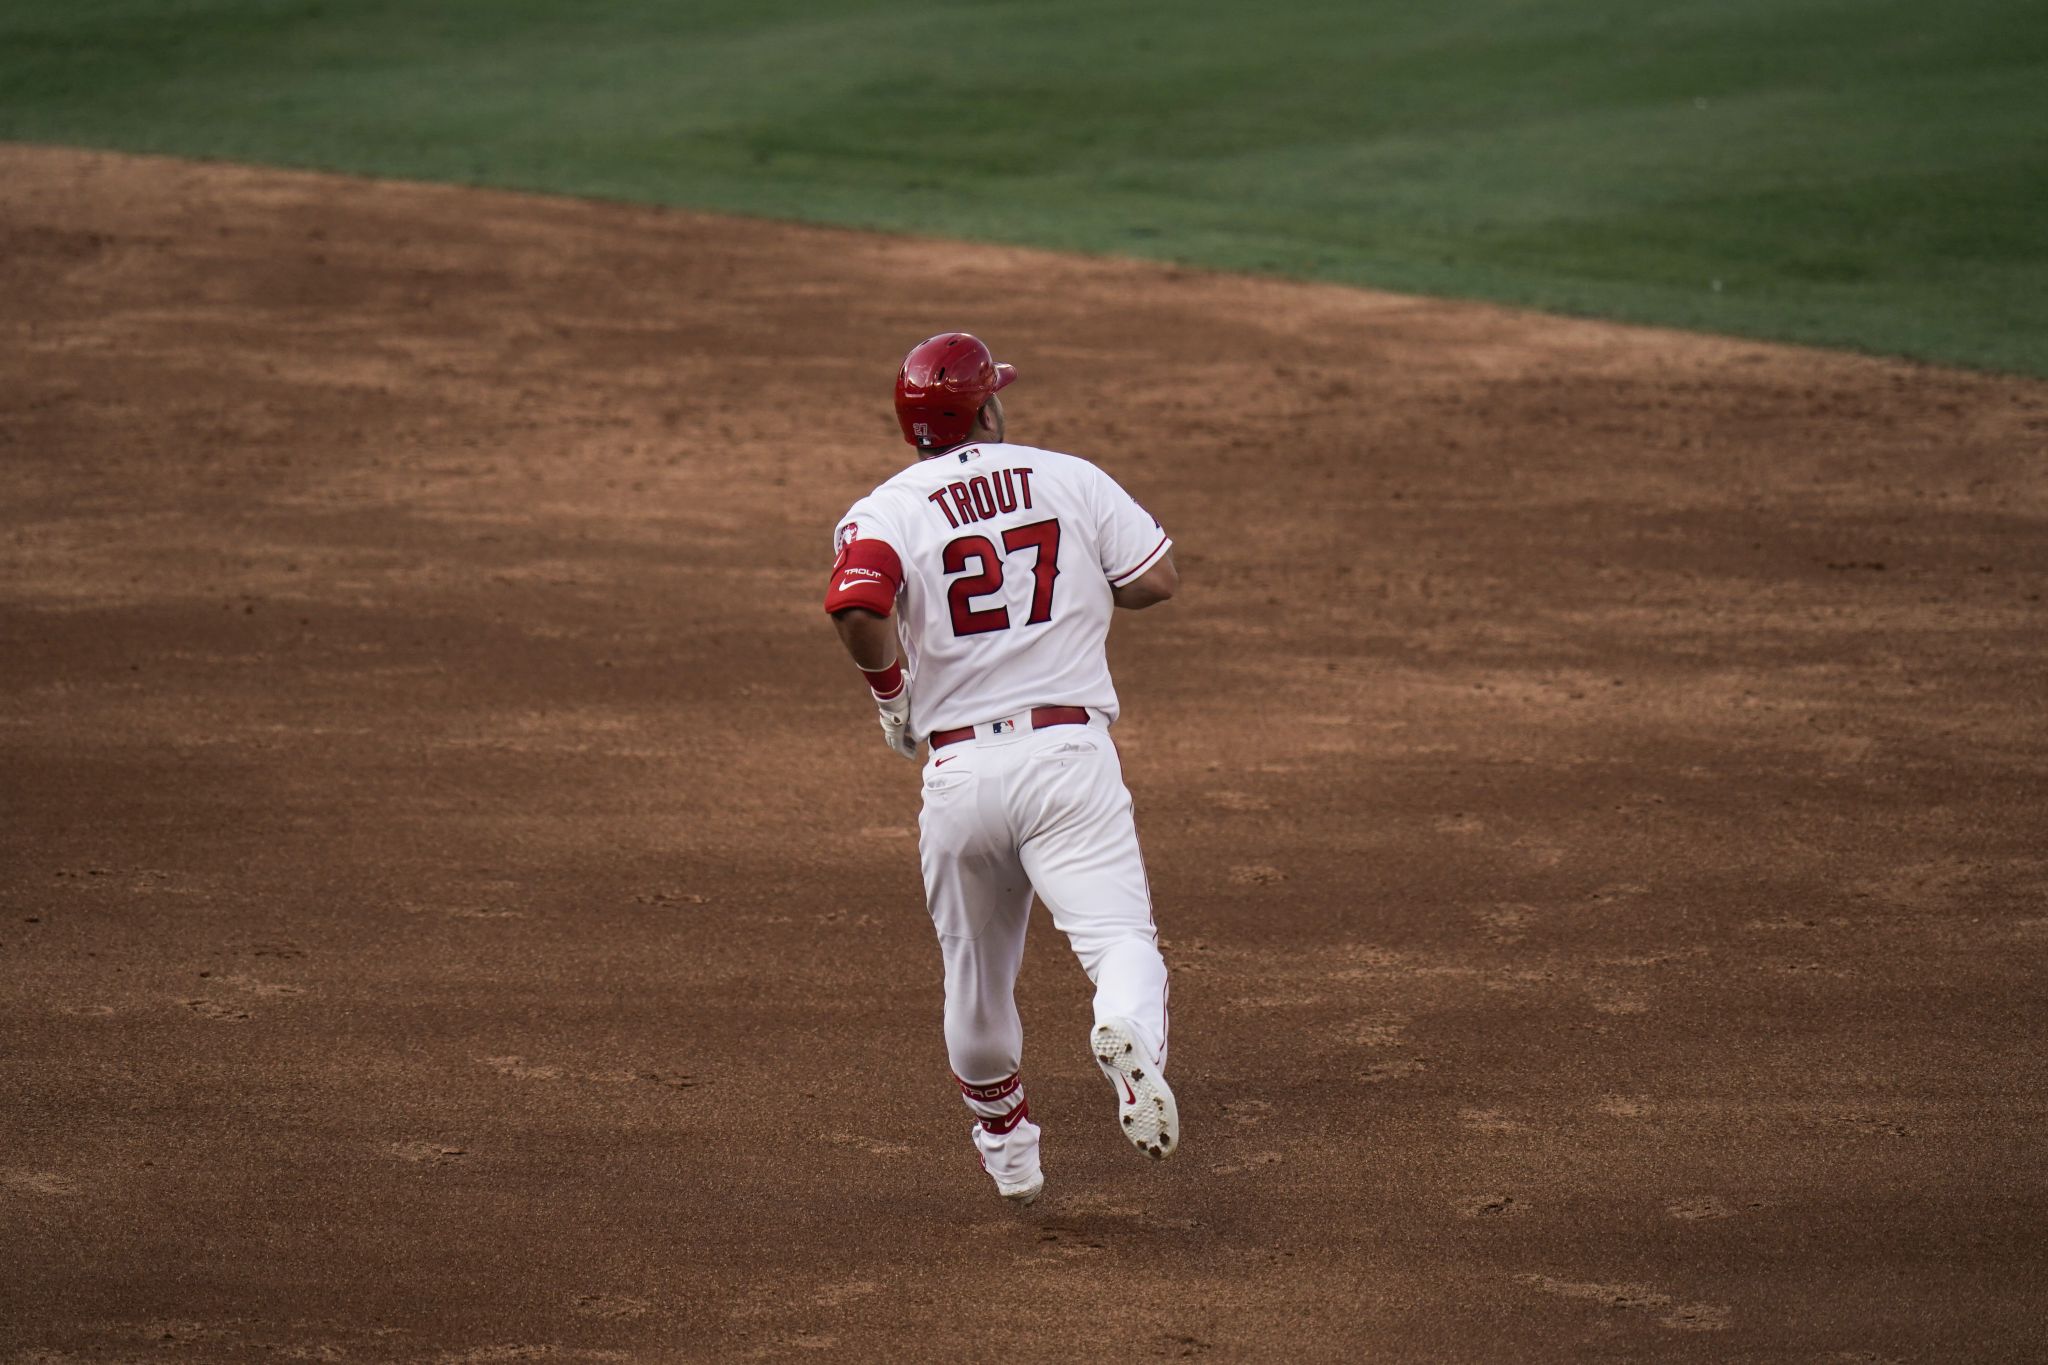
[1091,1018,1181,1164]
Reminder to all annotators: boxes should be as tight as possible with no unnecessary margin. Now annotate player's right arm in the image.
[1092,461,1177,611]
[1112,551,1177,610]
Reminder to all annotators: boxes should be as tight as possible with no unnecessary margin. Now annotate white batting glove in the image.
[876,688,918,760]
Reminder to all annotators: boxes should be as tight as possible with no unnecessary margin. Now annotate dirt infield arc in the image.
[2,144,2045,1361]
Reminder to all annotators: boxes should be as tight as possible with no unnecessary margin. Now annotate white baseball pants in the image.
[918,714,1170,1137]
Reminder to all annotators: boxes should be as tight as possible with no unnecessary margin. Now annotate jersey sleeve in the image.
[1095,466,1172,587]
[824,500,906,615]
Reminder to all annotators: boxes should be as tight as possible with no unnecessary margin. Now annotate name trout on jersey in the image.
[926,466,1034,529]
[823,464,1036,615]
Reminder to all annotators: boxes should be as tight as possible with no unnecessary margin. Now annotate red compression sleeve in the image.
[824,538,903,616]
[859,659,904,700]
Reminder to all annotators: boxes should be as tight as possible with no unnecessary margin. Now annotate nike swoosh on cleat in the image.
[1119,1075,1136,1104]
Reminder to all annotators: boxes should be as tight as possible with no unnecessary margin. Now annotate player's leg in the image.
[1013,731,1170,1058]
[934,920,1040,1200]
[1012,729,1177,1158]
[919,755,1042,1200]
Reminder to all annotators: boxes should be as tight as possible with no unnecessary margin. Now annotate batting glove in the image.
[876,689,918,760]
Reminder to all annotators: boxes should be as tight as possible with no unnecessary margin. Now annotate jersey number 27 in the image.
[943,518,1061,636]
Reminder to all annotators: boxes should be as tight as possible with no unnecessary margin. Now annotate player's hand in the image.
[876,689,918,760]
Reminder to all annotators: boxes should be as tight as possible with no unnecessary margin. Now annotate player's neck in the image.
[921,440,999,461]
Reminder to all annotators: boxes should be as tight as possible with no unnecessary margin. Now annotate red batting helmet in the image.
[894,332,1017,451]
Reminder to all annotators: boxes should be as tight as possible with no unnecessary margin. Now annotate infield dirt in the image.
[3,144,2044,1362]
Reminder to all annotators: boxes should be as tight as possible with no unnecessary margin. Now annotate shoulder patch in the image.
[835,521,859,554]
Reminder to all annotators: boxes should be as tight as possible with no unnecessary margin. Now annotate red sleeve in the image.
[824,537,904,615]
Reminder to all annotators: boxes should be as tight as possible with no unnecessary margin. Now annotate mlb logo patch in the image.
[990,718,1016,735]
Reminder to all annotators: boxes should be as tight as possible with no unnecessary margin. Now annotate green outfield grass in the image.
[5,0,2044,373]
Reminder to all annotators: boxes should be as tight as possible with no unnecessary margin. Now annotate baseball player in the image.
[824,333,1180,1206]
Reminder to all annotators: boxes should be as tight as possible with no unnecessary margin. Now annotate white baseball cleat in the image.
[1092,1019,1179,1160]
[994,1170,1045,1206]
[972,1122,1044,1206]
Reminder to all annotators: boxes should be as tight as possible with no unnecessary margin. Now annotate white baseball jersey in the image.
[826,442,1171,738]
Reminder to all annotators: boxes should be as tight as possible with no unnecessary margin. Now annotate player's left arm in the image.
[831,606,900,677]
[825,517,918,759]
